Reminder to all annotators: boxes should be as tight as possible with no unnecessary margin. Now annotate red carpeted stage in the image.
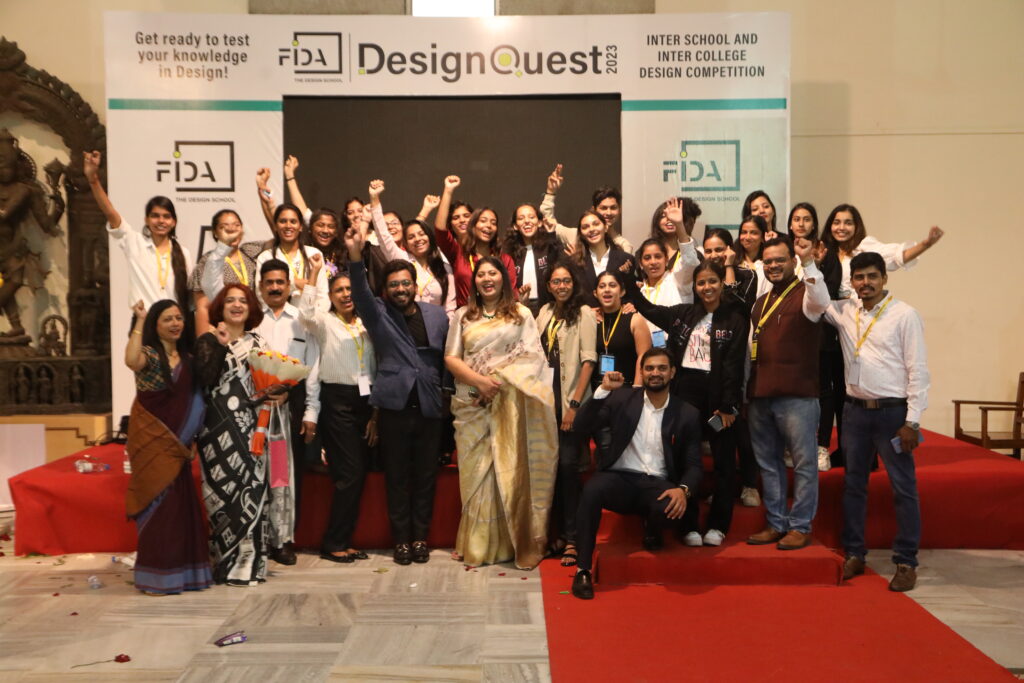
[8,429,1021,558]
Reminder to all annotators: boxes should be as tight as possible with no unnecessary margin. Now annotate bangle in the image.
[285,177,295,182]
[132,329,143,335]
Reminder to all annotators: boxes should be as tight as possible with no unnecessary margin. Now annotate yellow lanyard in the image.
[601,309,622,351]
[155,246,170,288]
[336,313,366,370]
[854,295,893,358]
[226,253,249,287]
[750,278,800,361]
[545,316,563,352]
[281,247,303,280]
[642,276,665,304]
[415,261,435,297]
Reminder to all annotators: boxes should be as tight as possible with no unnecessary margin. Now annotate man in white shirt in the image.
[569,348,703,599]
[823,251,929,592]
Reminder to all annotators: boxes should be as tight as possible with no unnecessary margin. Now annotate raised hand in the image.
[542,216,557,234]
[444,175,461,191]
[214,322,231,346]
[765,230,779,241]
[546,163,564,194]
[601,370,625,392]
[284,155,298,178]
[130,299,146,321]
[724,246,737,266]
[218,220,242,247]
[563,240,577,259]
[83,151,102,184]
[924,225,944,246]
[518,283,532,300]
[256,167,271,190]
[343,224,364,260]
[368,179,385,199]
[812,240,827,264]
[664,197,683,227]
[308,251,323,276]
[421,194,441,212]
[794,237,813,265]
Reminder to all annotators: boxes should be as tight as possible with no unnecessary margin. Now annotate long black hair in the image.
[503,202,559,263]
[271,202,310,277]
[786,202,820,242]
[145,197,190,322]
[403,219,450,306]
[141,299,190,385]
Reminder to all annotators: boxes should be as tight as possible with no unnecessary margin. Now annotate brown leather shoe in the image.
[843,555,866,580]
[746,527,785,545]
[889,564,917,592]
[776,530,811,550]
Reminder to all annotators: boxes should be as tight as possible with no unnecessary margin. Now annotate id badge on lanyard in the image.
[599,354,616,374]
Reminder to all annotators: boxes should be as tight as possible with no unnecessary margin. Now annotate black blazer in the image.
[625,278,749,415]
[579,247,634,307]
[573,386,702,492]
[511,241,562,312]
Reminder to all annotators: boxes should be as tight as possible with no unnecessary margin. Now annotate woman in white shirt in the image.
[503,202,564,317]
[84,150,193,332]
[255,203,329,310]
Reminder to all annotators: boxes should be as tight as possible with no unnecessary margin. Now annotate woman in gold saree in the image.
[444,257,557,569]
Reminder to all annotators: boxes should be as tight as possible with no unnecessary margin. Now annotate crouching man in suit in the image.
[570,347,703,599]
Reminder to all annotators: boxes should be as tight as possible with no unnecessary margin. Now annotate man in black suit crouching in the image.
[570,347,703,599]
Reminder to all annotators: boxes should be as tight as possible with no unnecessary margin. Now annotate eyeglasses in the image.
[385,280,414,289]
[549,278,573,286]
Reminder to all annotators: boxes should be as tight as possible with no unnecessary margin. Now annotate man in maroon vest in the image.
[745,235,829,550]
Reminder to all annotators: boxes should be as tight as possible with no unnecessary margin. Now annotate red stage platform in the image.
[7,430,1024,561]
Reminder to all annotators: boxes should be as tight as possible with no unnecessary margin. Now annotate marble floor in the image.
[1,509,1022,681]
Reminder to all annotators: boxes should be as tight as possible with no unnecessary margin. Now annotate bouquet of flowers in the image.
[248,348,310,456]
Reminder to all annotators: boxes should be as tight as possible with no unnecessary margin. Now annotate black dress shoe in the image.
[571,570,594,600]
[394,543,413,565]
[270,542,297,565]
[411,541,430,564]
[319,550,356,564]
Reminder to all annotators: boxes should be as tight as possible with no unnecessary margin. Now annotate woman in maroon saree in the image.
[124,299,212,594]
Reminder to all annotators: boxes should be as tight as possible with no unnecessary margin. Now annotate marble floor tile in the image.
[336,624,484,666]
[479,625,548,663]
[357,592,487,625]
[481,662,552,683]
[944,624,1024,671]
[328,664,483,681]
[371,564,488,594]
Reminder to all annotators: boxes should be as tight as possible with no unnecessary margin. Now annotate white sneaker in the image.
[817,446,832,472]
[703,529,725,546]
[740,487,761,507]
[783,449,794,468]
[683,531,703,547]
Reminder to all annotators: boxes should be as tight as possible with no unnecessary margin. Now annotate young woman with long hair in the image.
[535,261,597,566]
[255,203,329,310]
[741,189,778,234]
[444,257,557,569]
[574,210,634,306]
[504,202,564,317]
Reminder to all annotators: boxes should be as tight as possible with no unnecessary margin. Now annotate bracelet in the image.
[285,177,295,181]
[132,329,143,335]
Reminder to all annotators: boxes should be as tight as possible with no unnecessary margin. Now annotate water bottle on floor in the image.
[87,575,104,589]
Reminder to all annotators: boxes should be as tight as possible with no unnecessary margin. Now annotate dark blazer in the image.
[625,278,750,414]
[573,385,702,492]
[511,241,562,313]
[579,247,634,307]
[348,260,449,419]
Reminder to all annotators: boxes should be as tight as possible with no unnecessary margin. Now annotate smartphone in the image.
[707,414,724,432]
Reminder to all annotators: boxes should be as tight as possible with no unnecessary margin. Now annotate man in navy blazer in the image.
[570,347,703,599]
[344,225,449,566]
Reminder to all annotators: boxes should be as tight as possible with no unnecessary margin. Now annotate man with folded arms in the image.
[824,251,929,591]
[569,348,702,599]
[745,236,829,551]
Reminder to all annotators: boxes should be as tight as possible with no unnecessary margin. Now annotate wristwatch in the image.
[569,399,581,409]
[678,484,691,499]
[905,421,920,430]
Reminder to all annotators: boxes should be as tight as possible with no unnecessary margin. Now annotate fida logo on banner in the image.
[278,32,343,73]
[662,140,740,192]
[155,141,236,193]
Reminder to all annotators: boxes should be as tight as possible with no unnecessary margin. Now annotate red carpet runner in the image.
[539,559,1016,682]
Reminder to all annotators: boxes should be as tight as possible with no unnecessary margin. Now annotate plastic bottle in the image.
[87,575,104,589]
[74,459,111,473]
[122,449,132,474]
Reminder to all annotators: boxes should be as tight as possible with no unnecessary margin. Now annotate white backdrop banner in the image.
[104,11,790,419]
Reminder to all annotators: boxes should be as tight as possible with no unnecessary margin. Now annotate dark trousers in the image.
[553,428,585,545]
[735,416,760,489]
[576,471,684,572]
[319,384,372,552]
[287,383,308,526]
[677,370,736,533]
[841,401,921,567]
[378,407,442,545]
[818,345,846,457]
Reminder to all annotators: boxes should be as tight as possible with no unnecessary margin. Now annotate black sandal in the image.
[561,544,578,567]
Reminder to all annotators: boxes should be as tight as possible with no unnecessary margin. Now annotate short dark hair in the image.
[381,258,416,285]
[640,346,675,368]
[592,185,622,207]
[762,235,795,257]
[260,258,290,280]
[208,284,263,330]
[850,251,886,276]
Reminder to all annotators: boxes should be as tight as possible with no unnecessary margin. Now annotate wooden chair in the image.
[952,372,1024,458]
